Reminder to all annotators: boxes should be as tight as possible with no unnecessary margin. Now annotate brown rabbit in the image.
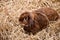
[19,11,49,35]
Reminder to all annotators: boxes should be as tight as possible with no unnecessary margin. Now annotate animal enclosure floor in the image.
[0,0,60,40]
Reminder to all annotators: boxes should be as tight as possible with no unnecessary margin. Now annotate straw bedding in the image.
[0,0,60,40]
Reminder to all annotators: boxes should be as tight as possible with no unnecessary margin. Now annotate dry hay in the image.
[0,0,60,40]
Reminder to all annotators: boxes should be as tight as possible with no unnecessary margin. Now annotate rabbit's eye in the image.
[24,16,30,21]
[23,18,26,22]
